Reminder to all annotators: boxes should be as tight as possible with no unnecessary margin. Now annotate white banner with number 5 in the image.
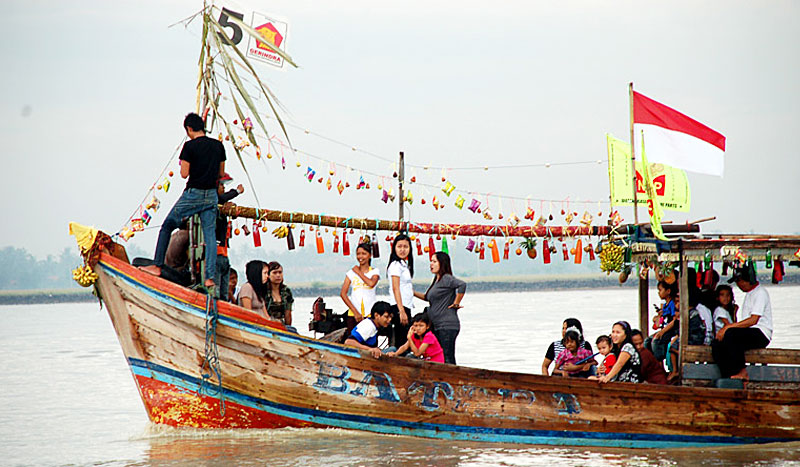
[215,2,290,69]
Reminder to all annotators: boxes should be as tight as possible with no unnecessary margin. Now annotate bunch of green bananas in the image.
[599,242,625,274]
[272,225,290,238]
[72,264,98,287]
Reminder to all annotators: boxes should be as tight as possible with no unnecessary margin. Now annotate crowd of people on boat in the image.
[541,263,773,384]
[140,112,772,381]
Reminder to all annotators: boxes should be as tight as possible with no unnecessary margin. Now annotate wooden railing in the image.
[683,345,800,365]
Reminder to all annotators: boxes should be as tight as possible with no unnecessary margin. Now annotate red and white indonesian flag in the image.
[633,91,726,177]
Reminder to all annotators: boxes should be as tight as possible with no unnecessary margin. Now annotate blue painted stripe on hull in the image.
[128,358,790,448]
[99,261,360,358]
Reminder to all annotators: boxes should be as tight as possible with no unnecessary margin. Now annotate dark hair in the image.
[183,112,205,132]
[244,260,268,299]
[657,280,677,299]
[229,268,238,277]
[596,335,612,347]
[267,261,285,290]
[356,242,372,265]
[425,251,455,299]
[630,329,643,339]
[688,287,702,308]
[370,301,393,318]
[563,318,584,344]
[388,234,414,277]
[411,312,434,337]
[611,321,633,357]
[716,284,737,315]
[563,330,581,345]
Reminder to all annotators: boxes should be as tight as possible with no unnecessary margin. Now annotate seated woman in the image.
[553,329,595,377]
[345,301,394,359]
[237,260,268,317]
[596,321,641,383]
[264,261,297,333]
[388,312,445,363]
[541,318,592,376]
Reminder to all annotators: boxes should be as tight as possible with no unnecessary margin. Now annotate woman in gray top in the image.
[414,252,466,364]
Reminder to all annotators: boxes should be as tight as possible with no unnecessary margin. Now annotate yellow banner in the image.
[640,135,667,240]
[606,134,691,212]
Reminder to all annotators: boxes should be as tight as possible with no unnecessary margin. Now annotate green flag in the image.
[607,134,691,212]
[640,134,668,241]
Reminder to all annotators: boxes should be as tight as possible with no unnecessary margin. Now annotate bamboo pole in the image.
[398,151,405,224]
[629,82,639,225]
[218,205,613,238]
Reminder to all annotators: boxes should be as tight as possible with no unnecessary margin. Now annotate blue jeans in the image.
[433,328,459,365]
[215,254,230,301]
[154,188,218,283]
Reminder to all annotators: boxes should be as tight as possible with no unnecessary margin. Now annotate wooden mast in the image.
[398,151,405,228]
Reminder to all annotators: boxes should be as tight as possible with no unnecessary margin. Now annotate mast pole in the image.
[629,82,639,225]
[398,151,405,229]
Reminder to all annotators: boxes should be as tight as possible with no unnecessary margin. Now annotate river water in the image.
[2,286,800,466]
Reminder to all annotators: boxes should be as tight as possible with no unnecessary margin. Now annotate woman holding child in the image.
[414,252,466,364]
[598,321,641,383]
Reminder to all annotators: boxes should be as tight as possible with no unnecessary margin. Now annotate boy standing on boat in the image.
[712,266,773,379]
[141,113,226,290]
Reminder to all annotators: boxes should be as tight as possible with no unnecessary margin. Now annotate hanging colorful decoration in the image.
[253,221,262,247]
[489,239,500,263]
[442,181,456,196]
[468,198,480,213]
[342,230,350,255]
[465,238,476,252]
[299,228,306,247]
[428,236,436,259]
[542,239,551,264]
[441,236,449,254]
[454,195,465,209]
[315,231,325,254]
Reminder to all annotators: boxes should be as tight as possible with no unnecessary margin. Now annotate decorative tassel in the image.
[561,243,569,261]
[479,240,485,260]
[333,232,340,253]
[428,236,436,259]
[299,229,306,247]
[503,241,510,260]
[441,236,449,254]
[416,237,423,256]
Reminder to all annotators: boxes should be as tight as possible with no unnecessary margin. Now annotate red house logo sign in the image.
[246,12,288,68]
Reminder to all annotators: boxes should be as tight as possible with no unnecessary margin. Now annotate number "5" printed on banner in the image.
[217,7,244,45]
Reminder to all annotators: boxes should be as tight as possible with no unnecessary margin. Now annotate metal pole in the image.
[398,151,405,227]
[629,82,639,225]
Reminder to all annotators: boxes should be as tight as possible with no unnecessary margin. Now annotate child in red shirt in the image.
[389,313,445,363]
[595,335,616,375]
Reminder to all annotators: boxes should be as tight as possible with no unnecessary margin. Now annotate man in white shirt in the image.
[711,265,772,379]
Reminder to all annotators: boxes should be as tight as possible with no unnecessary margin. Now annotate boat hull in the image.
[95,254,800,447]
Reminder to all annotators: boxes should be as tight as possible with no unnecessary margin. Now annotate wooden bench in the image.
[681,345,800,386]
[682,345,800,365]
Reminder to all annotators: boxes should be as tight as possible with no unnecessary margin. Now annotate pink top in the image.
[554,347,593,375]
[411,332,445,363]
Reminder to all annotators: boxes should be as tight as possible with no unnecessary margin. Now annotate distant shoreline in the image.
[2,273,797,305]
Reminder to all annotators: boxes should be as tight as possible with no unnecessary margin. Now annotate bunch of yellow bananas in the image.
[72,264,98,287]
[599,242,625,274]
[272,225,290,238]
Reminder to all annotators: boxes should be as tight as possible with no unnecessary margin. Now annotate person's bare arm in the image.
[391,275,408,325]
[344,338,382,358]
[717,315,759,340]
[599,351,631,383]
[541,358,553,376]
[180,160,190,179]
[340,277,362,320]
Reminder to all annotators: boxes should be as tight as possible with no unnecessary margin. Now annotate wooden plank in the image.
[683,345,800,365]
[683,363,800,383]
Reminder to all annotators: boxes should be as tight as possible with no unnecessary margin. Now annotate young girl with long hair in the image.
[599,321,641,383]
[264,261,295,332]
[340,243,380,333]
[237,260,268,317]
[387,234,414,348]
[388,313,445,363]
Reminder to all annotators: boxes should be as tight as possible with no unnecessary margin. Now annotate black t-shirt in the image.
[179,136,226,190]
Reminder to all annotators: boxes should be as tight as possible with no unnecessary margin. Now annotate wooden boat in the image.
[88,233,800,448]
[78,5,800,448]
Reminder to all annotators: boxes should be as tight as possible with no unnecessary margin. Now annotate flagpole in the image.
[629,82,639,225]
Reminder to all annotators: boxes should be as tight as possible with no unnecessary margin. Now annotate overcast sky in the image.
[1,0,798,260]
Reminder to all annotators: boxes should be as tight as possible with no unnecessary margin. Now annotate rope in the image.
[201,292,226,417]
